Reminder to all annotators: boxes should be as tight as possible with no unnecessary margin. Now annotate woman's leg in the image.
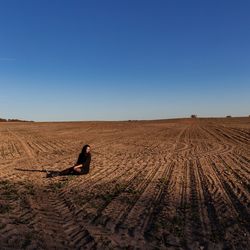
[46,166,84,177]
[59,166,75,176]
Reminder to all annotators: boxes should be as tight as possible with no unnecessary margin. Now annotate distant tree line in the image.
[0,118,34,122]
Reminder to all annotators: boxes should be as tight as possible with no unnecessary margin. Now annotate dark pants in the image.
[59,166,89,176]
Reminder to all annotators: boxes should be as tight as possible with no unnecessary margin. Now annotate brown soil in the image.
[0,117,249,249]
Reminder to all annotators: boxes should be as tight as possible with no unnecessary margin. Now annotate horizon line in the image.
[1,114,250,123]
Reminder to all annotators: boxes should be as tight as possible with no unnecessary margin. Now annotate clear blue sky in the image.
[0,0,249,121]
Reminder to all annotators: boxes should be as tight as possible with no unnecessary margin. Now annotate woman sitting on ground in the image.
[46,144,91,177]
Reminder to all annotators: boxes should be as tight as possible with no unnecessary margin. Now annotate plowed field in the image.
[0,117,249,249]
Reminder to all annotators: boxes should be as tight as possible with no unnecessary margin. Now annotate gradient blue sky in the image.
[0,0,249,121]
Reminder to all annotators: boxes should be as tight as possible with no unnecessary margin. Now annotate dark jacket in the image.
[75,152,91,174]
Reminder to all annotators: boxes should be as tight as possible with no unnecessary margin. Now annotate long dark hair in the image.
[81,144,90,155]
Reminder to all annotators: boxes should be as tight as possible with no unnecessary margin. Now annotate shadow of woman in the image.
[15,168,61,175]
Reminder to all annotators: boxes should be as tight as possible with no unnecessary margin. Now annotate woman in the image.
[46,144,91,178]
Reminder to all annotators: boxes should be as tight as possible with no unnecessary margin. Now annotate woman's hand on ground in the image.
[73,167,82,173]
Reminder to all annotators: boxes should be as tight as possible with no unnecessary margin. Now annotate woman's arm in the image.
[73,164,83,169]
